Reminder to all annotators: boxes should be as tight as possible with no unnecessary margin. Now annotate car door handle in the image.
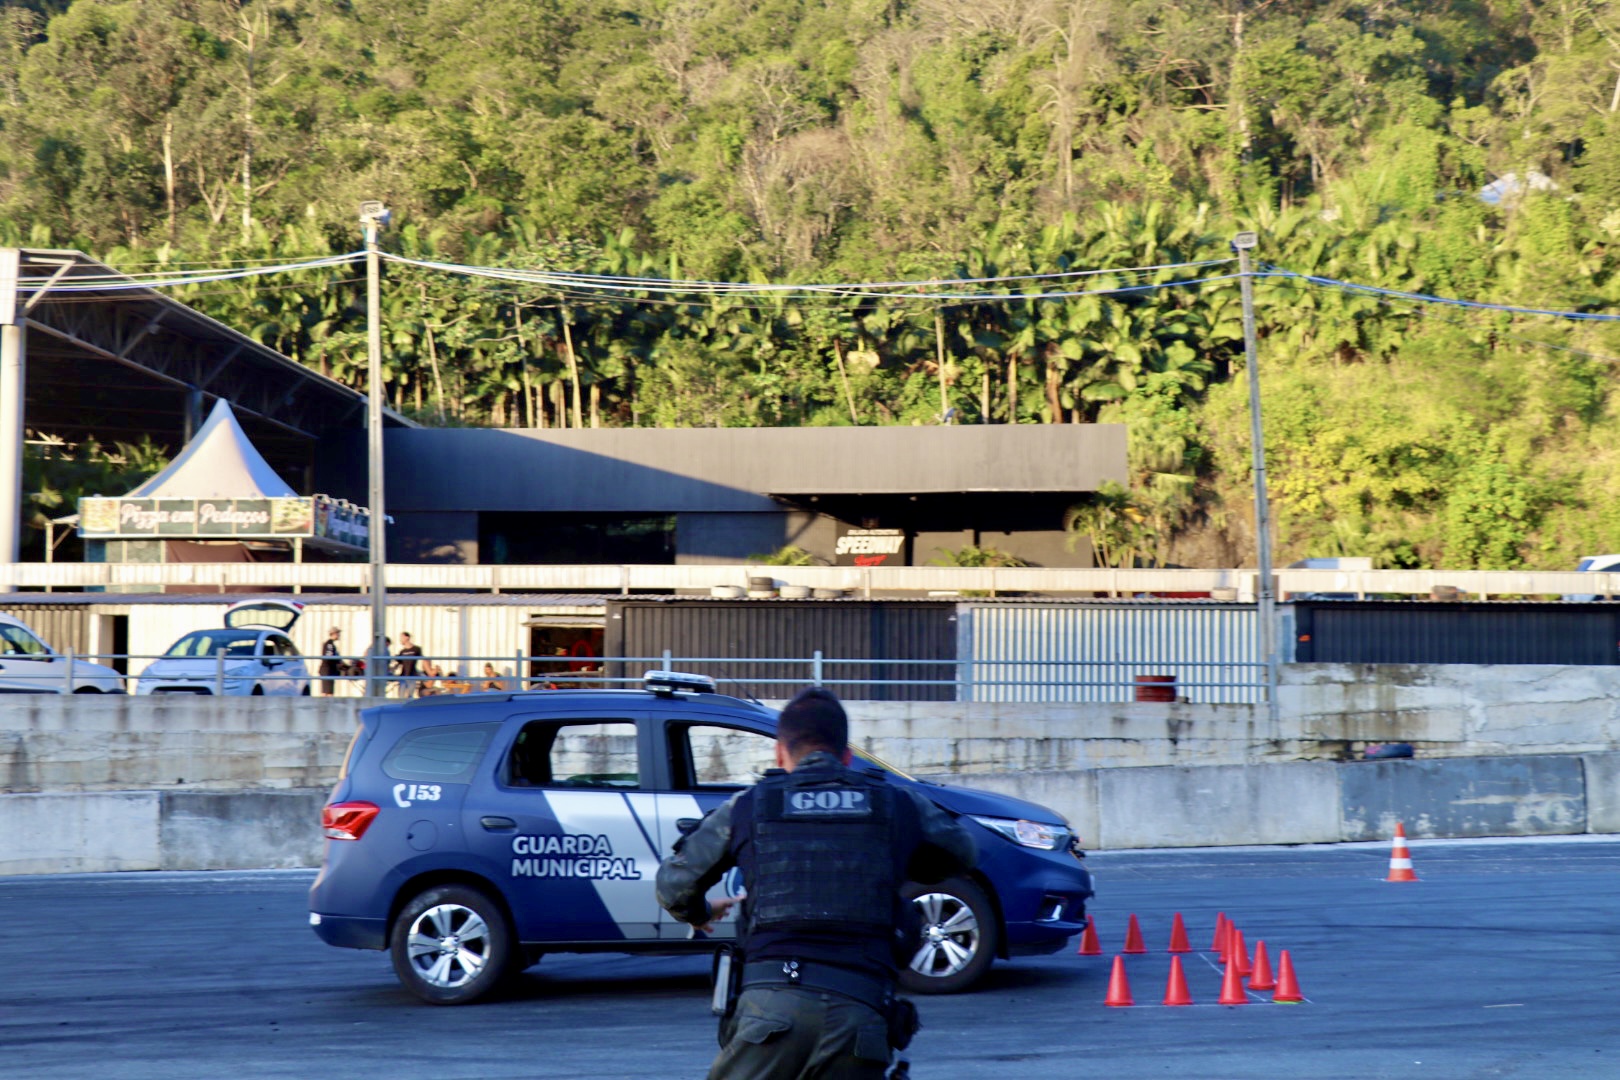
[480,816,516,831]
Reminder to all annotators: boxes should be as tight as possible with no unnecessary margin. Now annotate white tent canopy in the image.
[128,399,298,499]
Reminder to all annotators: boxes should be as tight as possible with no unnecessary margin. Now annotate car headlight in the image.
[970,815,1070,851]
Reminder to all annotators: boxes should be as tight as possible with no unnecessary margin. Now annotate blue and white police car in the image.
[309,672,1094,1004]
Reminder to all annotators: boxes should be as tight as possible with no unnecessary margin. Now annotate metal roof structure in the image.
[6,248,411,477]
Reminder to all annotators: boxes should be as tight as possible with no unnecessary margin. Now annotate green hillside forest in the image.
[5,0,1620,570]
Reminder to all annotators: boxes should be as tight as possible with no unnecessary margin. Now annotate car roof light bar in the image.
[643,671,717,696]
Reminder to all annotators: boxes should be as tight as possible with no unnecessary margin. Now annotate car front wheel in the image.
[390,884,515,1005]
[898,876,998,994]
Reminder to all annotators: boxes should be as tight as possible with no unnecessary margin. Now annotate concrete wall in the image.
[4,662,1620,872]
[5,663,1617,792]
[0,790,325,874]
[934,754,1615,850]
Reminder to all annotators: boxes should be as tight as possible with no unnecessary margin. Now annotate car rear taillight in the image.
[322,801,380,841]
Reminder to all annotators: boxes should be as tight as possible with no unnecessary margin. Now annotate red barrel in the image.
[1133,674,1176,702]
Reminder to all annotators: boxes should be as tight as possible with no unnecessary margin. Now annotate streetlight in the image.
[361,200,390,697]
[1232,231,1280,723]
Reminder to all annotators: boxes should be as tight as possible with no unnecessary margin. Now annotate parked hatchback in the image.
[0,613,125,693]
[135,600,310,696]
[310,672,1094,1004]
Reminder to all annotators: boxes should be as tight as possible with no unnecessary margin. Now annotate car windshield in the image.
[166,631,260,659]
[0,624,50,656]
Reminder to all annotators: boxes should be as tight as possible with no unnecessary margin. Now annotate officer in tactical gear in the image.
[656,687,977,1079]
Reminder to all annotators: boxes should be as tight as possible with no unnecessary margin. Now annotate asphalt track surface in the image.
[5,837,1620,1079]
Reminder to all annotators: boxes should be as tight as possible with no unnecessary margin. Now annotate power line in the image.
[1262,266,1620,323]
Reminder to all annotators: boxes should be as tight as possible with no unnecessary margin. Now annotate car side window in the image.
[671,723,776,790]
[0,625,49,656]
[382,722,500,783]
[506,720,640,790]
[273,635,299,658]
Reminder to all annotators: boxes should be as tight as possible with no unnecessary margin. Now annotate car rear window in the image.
[382,722,499,783]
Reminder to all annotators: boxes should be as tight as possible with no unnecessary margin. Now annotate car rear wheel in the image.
[899,876,998,994]
[250,684,264,696]
[390,884,516,1005]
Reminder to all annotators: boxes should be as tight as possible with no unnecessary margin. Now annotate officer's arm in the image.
[655,795,739,926]
[905,789,978,880]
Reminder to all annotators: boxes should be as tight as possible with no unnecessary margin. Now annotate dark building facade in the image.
[320,425,1127,568]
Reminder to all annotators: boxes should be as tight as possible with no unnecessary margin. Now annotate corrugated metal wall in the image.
[0,600,595,688]
[0,605,94,656]
[121,603,541,671]
[960,603,1265,703]
[605,601,957,701]
[1294,602,1620,665]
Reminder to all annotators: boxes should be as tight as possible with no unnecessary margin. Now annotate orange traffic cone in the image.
[1123,914,1147,954]
[1218,956,1248,1005]
[1162,954,1193,1006]
[1230,928,1252,976]
[1105,955,1134,1006]
[1167,912,1191,954]
[1386,822,1418,882]
[1247,940,1276,991]
[1077,915,1101,956]
[1272,949,1304,1003]
[1211,912,1228,953]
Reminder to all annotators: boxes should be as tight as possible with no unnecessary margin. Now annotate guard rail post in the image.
[63,648,75,693]
[661,649,672,672]
[812,649,824,687]
[214,648,226,696]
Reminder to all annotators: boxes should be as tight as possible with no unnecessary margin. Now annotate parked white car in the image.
[1562,554,1620,602]
[0,614,126,693]
[134,600,310,696]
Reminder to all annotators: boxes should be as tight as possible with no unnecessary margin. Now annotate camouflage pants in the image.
[709,986,891,1080]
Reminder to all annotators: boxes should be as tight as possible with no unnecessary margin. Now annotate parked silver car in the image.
[0,614,125,693]
[135,600,310,696]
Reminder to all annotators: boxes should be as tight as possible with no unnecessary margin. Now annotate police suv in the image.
[309,672,1094,1004]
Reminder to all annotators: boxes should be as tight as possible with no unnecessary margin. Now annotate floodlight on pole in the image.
[362,202,389,697]
[1232,230,1279,724]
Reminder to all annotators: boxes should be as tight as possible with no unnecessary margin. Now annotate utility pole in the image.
[1233,231,1280,724]
[361,201,390,697]
[0,250,24,591]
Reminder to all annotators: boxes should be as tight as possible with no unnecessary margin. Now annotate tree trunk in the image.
[590,382,601,429]
[935,309,949,422]
[510,307,534,428]
[1006,355,1017,423]
[561,310,583,429]
[425,323,447,423]
[162,115,177,246]
[831,335,859,424]
[980,369,990,423]
[1045,358,1062,422]
[240,58,254,244]
[1231,10,1250,166]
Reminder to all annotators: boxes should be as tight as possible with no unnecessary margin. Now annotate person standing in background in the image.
[319,627,342,697]
[395,632,423,697]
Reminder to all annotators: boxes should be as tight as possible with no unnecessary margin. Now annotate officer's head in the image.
[775,687,848,770]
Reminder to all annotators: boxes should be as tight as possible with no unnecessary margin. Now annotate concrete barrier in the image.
[4,663,1620,873]
[8,751,1618,874]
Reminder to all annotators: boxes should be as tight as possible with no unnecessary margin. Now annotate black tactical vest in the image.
[747,764,897,939]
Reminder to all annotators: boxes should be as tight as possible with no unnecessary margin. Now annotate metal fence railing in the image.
[6,649,1268,703]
